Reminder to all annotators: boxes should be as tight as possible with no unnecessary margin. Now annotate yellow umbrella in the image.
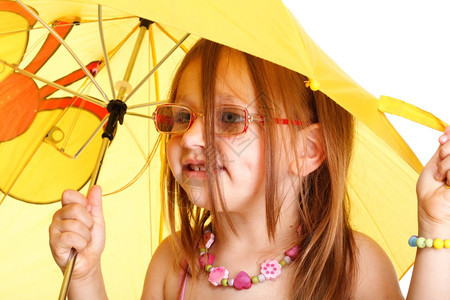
[0,0,446,298]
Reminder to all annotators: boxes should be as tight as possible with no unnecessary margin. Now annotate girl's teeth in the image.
[190,164,206,171]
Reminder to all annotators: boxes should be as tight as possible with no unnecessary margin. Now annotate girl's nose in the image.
[180,116,205,149]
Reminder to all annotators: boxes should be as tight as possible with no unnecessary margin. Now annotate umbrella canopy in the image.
[0,0,446,298]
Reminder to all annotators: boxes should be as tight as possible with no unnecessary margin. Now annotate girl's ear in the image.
[289,124,326,176]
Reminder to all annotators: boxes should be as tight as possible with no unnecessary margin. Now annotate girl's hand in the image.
[416,127,450,235]
[49,185,105,281]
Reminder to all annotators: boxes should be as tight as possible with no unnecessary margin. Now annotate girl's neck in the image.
[212,199,300,256]
[200,202,301,286]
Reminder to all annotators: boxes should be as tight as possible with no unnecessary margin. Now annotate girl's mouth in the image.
[183,163,226,172]
[188,164,206,172]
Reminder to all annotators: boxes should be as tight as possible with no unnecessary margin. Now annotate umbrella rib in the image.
[0,17,138,37]
[0,143,45,206]
[154,23,189,54]
[0,60,106,108]
[127,101,166,110]
[149,24,160,102]
[126,112,154,120]
[98,5,116,99]
[0,110,61,205]
[73,116,109,159]
[15,0,110,102]
[124,33,191,102]
[103,134,161,196]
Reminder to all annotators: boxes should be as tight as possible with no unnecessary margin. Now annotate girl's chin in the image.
[188,198,211,210]
[184,187,209,207]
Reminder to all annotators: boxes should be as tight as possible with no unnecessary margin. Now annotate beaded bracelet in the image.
[408,235,450,249]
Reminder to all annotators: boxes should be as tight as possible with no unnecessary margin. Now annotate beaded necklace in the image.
[199,229,300,290]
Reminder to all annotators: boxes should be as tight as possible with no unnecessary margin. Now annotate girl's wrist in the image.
[418,211,450,238]
[68,263,107,298]
[417,224,450,240]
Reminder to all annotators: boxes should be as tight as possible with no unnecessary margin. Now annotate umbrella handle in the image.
[58,248,78,300]
[55,17,155,299]
[57,130,110,299]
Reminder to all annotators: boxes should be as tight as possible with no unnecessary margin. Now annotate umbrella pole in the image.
[58,100,125,300]
[58,19,152,300]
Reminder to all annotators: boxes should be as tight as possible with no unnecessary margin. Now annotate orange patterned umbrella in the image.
[0,0,446,298]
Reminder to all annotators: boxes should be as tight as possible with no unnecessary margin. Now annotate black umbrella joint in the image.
[102,100,127,141]
[139,18,153,29]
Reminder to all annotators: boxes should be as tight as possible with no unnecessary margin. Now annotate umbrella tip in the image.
[139,18,153,29]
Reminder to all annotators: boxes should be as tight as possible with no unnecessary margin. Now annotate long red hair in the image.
[161,39,357,299]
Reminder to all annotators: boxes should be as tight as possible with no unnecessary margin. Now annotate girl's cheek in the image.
[167,135,180,153]
[166,138,181,173]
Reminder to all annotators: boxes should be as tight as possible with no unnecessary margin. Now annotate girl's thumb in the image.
[87,185,104,221]
[418,148,441,190]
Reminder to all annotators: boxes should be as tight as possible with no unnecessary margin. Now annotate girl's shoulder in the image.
[352,231,404,299]
[141,233,182,299]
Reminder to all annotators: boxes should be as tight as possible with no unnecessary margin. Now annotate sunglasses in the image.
[151,103,302,136]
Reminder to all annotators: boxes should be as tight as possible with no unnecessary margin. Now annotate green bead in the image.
[280,260,287,267]
[221,278,228,286]
[205,265,213,272]
[251,276,259,283]
[416,237,426,248]
[425,238,434,248]
[199,248,206,253]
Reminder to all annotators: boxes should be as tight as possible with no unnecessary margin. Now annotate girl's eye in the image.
[219,111,244,124]
[174,111,191,124]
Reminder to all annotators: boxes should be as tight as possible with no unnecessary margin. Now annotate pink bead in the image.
[260,259,281,279]
[199,253,215,269]
[208,266,229,286]
[233,271,252,290]
[285,245,300,259]
[296,225,302,237]
[203,231,215,249]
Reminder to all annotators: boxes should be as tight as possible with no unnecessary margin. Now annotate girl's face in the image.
[167,51,267,213]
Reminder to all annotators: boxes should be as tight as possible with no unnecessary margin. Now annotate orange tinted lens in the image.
[156,105,191,133]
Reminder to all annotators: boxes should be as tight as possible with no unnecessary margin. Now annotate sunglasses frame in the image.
[151,103,302,136]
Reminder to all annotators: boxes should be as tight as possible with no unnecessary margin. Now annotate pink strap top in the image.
[177,261,189,300]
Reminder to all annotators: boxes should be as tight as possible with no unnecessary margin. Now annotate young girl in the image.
[49,39,450,299]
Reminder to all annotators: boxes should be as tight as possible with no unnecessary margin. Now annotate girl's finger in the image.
[86,185,103,220]
[420,147,440,188]
[436,156,450,183]
[52,218,92,242]
[439,129,450,145]
[55,204,94,229]
[53,231,90,254]
[439,139,450,159]
[61,189,88,207]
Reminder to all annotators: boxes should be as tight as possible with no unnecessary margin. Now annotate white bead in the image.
[228,278,234,286]
[284,256,292,264]
[257,274,266,282]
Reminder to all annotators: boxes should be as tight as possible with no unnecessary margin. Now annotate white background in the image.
[282,0,450,296]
